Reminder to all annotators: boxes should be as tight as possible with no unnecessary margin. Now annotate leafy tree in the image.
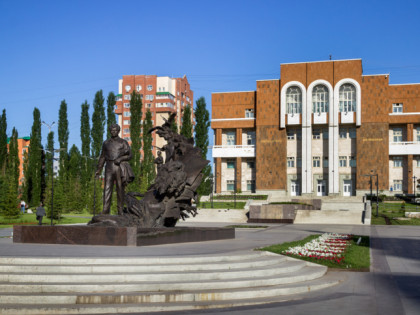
[106,92,117,139]
[58,100,69,180]
[194,97,212,196]
[8,127,20,190]
[128,90,142,190]
[45,131,54,183]
[140,109,155,192]
[180,105,193,138]
[2,180,19,218]
[0,109,7,173]
[25,108,43,207]
[170,120,178,133]
[91,90,105,158]
[80,101,92,189]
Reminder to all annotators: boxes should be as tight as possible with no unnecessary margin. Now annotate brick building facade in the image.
[211,59,420,197]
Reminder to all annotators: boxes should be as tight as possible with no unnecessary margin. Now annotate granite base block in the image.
[13,226,235,246]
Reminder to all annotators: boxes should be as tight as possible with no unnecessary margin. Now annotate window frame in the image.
[286,86,302,115]
[226,131,236,146]
[287,157,295,168]
[392,103,403,113]
[393,156,403,167]
[393,128,403,143]
[245,109,254,118]
[339,156,347,167]
[339,83,356,112]
[312,84,329,114]
[313,156,321,168]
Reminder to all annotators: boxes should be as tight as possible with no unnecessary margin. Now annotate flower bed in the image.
[282,233,352,264]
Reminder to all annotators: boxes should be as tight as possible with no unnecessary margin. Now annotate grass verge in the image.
[198,201,246,209]
[260,234,370,271]
[0,213,92,228]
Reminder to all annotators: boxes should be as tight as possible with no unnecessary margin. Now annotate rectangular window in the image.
[145,95,154,101]
[147,103,152,108]
[323,129,329,140]
[123,103,130,108]
[349,128,356,139]
[392,103,403,113]
[227,160,235,169]
[147,85,153,91]
[313,156,320,168]
[350,156,356,167]
[124,94,131,100]
[247,161,255,169]
[393,180,403,191]
[323,157,329,168]
[287,131,295,140]
[247,180,256,192]
[393,156,403,167]
[245,109,254,118]
[226,131,236,146]
[123,136,130,141]
[227,180,235,191]
[417,159,420,167]
[393,128,403,142]
[339,156,347,167]
[312,129,321,139]
[339,128,347,139]
[416,127,420,142]
[123,128,130,134]
[123,112,131,117]
[247,131,255,145]
[287,157,295,168]
[123,120,130,125]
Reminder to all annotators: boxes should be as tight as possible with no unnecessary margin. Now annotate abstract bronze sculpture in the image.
[89,114,209,228]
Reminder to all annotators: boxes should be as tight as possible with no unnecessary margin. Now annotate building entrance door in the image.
[343,180,352,197]
[317,180,326,196]
[291,180,300,196]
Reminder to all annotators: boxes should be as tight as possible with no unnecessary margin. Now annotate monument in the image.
[13,114,235,246]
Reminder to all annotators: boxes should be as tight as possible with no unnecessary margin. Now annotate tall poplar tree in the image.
[129,90,142,189]
[140,109,155,192]
[80,101,91,188]
[26,108,43,206]
[91,90,105,158]
[8,128,20,190]
[0,109,7,173]
[180,105,193,138]
[194,97,212,196]
[58,100,69,180]
[45,131,54,183]
[106,92,117,139]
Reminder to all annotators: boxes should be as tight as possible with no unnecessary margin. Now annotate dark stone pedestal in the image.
[13,225,235,247]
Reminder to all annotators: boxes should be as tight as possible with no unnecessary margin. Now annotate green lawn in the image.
[371,203,420,225]
[198,201,246,209]
[260,234,370,271]
[0,213,92,228]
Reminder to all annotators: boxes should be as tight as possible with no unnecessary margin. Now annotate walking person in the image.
[20,200,26,214]
[36,203,46,226]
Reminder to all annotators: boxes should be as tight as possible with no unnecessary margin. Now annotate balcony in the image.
[389,141,420,155]
[212,145,256,158]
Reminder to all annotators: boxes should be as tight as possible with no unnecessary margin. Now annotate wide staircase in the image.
[0,251,341,314]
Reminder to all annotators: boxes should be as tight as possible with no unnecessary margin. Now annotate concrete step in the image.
[0,276,341,306]
[0,255,286,274]
[0,260,307,283]
[294,209,364,224]
[0,264,326,292]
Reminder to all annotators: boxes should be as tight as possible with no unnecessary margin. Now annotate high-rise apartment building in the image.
[114,75,193,156]
[211,59,420,197]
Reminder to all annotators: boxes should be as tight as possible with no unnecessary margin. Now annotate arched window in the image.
[286,86,302,114]
[339,84,356,112]
[312,85,329,113]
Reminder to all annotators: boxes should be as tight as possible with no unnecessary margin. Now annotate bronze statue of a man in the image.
[96,124,134,215]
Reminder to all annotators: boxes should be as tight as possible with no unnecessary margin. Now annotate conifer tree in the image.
[8,128,20,190]
[58,100,69,180]
[140,109,155,192]
[80,101,91,188]
[128,90,142,189]
[106,92,117,139]
[180,105,193,138]
[91,90,105,158]
[45,131,54,183]
[0,109,7,173]
[194,97,212,196]
[25,108,43,207]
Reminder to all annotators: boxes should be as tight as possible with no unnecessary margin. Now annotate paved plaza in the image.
[0,222,419,315]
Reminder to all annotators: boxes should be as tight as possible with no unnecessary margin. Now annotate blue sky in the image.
[1,0,420,151]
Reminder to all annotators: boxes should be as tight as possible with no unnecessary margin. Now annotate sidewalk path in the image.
[0,223,419,315]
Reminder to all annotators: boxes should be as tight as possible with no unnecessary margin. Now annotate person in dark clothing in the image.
[36,203,46,225]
